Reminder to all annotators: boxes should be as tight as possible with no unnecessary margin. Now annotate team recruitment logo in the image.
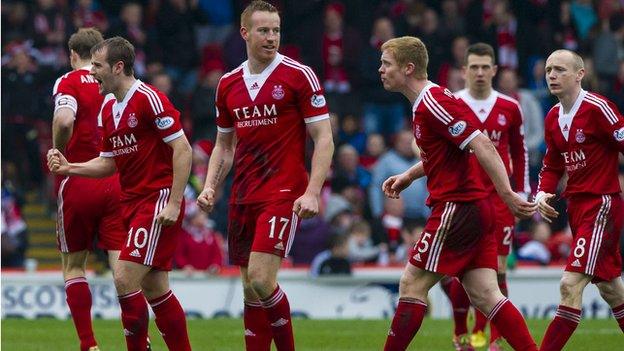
[448,121,467,137]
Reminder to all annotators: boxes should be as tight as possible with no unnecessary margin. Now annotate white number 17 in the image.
[268,216,290,240]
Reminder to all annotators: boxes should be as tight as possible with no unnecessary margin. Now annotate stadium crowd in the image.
[2,0,624,273]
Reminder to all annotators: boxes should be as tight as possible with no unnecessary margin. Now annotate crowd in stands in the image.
[2,0,624,273]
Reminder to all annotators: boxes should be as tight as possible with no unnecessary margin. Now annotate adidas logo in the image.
[412,253,422,262]
[479,108,486,114]
[130,249,141,258]
[571,259,582,267]
[563,124,569,132]
[244,329,256,337]
[274,242,285,250]
[250,82,260,90]
[123,328,134,336]
[270,318,289,327]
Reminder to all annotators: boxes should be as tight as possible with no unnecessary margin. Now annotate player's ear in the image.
[576,67,585,83]
[492,64,498,77]
[404,63,415,76]
[240,26,249,41]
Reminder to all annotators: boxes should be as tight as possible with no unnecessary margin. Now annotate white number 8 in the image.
[573,238,586,258]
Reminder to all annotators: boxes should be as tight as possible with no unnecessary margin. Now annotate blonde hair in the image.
[381,36,428,79]
[241,0,278,28]
[550,49,584,71]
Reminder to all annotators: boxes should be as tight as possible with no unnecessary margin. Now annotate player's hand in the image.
[293,191,319,219]
[536,192,559,223]
[197,188,216,213]
[157,202,180,226]
[501,191,537,219]
[382,172,413,199]
[47,149,70,175]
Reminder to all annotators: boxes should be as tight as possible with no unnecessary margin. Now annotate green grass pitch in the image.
[2,318,621,350]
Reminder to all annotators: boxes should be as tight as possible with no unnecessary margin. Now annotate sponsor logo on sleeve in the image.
[448,121,467,137]
[614,127,624,142]
[155,116,175,130]
[310,94,326,108]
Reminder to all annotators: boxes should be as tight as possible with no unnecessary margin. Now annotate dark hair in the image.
[464,42,496,65]
[241,0,279,28]
[90,36,135,76]
[328,232,348,249]
[68,28,104,60]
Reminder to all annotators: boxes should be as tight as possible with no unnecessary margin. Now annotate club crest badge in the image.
[497,113,507,126]
[575,129,585,143]
[272,85,285,100]
[127,113,138,128]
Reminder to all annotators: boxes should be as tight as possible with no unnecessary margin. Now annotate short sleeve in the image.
[140,84,184,142]
[292,65,330,124]
[422,88,481,150]
[98,100,115,157]
[52,74,78,114]
[215,79,234,133]
[591,96,624,153]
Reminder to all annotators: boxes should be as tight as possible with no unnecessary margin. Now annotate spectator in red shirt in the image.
[175,203,224,275]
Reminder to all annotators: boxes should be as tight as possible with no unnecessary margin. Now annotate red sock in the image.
[612,303,624,332]
[488,298,537,351]
[261,286,294,351]
[540,305,581,351]
[490,275,508,342]
[448,278,470,336]
[65,278,97,351]
[118,290,149,351]
[244,300,273,351]
[383,298,427,351]
[473,309,487,333]
[148,290,191,351]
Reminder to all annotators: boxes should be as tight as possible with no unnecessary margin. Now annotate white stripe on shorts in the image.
[57,177,70,253]
[425,202,456,272]
[585,195,611,276]
[145,189,169,265]
[284,212,299,257]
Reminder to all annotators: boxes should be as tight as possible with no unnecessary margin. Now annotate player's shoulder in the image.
[454,88,469,100]
[218,65,244,85]
[495,91,521,109]
[278,55,322,90]
[134,81,171,114]
[98,94,116,126]
[582,90,620,124]
[52,70,77,94]
[544,103,560,122]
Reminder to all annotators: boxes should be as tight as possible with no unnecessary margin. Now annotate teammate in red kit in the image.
[378,36,538,351]
[48,37,193,351]
[52,28,126,351]
[537,49,624,351]
[196,1,334,350]
[446,42,530,351]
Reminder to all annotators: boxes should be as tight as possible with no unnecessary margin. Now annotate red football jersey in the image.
[412,83,488,205]
[52,66,104,162]
[98,80,184,200]
[538,90,624,197]
[456,89,530,195]
[215,53,330,204]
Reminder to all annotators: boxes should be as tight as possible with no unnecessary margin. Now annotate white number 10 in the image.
[268,216,290,240]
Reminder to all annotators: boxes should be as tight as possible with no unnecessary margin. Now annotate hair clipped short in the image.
[68,28,104,60]
[90,36,135,76]
[241,0,279,28]
[381,36,428,79]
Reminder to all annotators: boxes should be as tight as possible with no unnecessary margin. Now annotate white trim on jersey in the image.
[57,177,70,253]
[585,195,611,276]
[97,94,116,127]
[137,84,164,115]
[217,126,235,133]
[52,72,71,95]
[112,80,142,129]
[425,202,456,272]
[163,129,184,143]
[99,151,115,158]
[423,91,453,125]
[282,57,322,92]
[285,212,299,257]
[304,113,330,124]
[585,93,619,125]
[145,188,170,266]
[54,94,78,115]
[412,81,437,114]
[459,130,481,150]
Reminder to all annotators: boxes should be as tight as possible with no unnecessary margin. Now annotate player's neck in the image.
[247,55,274,74]
[113,76,137,101]
[468,86,492,100]
[402,78,430,106]
[72,59,91,70]
[558,86,582,113]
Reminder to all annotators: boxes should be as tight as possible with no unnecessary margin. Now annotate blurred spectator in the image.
[439,0,465,37]
[1,183,28,268]
[381,197,404,250]
[546,227,573,263]
[310,233,352,276]
[196,0,234,46]
[581,56,601,92]
[333,144,371,190]
[437,35,469,88]
[190,58,223,141]
[489,0,518,70]
[32,0,70,68]
[446,67,465,93]
[416,8,449,80]
[393,219,425,264]
[369,130,430,221]
[188,139,213,195]
[497,68,544,183]
[517,221,552,265]
[2,2,33,46]
[338,114,367,154]
[324,193,354,234]
[72,0,108,33]
[526,57,553,114]
[553,0,580,51]
[359,133,386,170]
[359,16,406,137]
[612,60,624,109]
[107,2,148,77]
[174,204,224,275]
[347,221,380,263]
[570,0,598,40]
[289,216,333,265]
[592,14,624,93]
[150,72,185,115]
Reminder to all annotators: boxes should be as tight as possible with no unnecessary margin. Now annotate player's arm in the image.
[534,126,565,222]
[469,133,536,218]
[47,149,116,178]
[197,130,235,213]
[52,107,75,152]
[382,161,424,199]
[156,134,193,226]
[509,107,531,199]
[293,118,334,219]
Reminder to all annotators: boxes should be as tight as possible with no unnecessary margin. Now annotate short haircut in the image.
[90,36,135,76]
[550,49,584,71]
[68,28,104,60]
[241,0,278,28]
[464,42,496,65]
[381,36,428,79]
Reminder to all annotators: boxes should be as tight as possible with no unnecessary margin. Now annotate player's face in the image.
[90,48,114,95]
[463,54,496,92]
[242,11,281,63]
[379,50,406,92]
[545,52,583,97]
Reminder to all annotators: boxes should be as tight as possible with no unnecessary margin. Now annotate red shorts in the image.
[566,194,623,283]
[56,175,125,253]
[409,198,498,277]
[118,189,184,271]
[228,199,300,266]
[490,193,515,256]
